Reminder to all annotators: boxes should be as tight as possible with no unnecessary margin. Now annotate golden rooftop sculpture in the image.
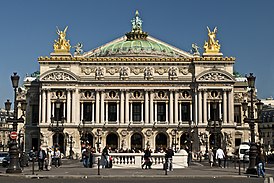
[204,26,221,54]
[53,26,71,53]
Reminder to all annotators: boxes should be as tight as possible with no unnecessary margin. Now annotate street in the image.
[0,177,267,183]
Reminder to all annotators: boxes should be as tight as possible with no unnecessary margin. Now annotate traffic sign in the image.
[10,131,17,140]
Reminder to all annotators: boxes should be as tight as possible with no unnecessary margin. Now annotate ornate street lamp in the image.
[6,72,25,174]
[68,136,74,159]
[242,73,262,174]
[48,97,64,166]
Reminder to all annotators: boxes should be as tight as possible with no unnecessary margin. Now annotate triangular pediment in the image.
[82,35,193,58]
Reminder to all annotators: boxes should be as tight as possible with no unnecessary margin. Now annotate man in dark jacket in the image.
[37,145,46,171]
[165,147,174,171]
[142,148,152,169]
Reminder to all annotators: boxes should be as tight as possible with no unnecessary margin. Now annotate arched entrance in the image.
[80,133,93,147]
[131,133,143,151]
[53,133,64,154]
[180,132,191,149]
[155,133,167,151]
[209,133,222,149]
[106,133,118,151]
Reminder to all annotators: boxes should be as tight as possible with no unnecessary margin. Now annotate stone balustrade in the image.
[92,150,188,169]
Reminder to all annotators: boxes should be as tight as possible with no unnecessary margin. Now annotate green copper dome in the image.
[92,11,180,57]
[96,38,176,57]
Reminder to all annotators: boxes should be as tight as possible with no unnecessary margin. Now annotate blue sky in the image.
[0,0,274,108]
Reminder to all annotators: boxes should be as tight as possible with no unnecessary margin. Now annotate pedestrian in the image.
[142,147,152,169]
[53,147,61,167]
[45,147,52,171]
[37,145,46,171]
[256,148,266,178]
[102,145,110,168]
[165,147,174,171]
[215,147,225,168]
[208,148,214,167]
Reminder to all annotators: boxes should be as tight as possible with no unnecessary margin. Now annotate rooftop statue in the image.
[203,26,221,54]
[73,42,83,55]
[191,43,200,56]
[131,10,143,32]
[54,26,71,53]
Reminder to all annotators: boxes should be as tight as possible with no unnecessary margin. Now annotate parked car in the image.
[2,155,10,167]
[0,152,8,165]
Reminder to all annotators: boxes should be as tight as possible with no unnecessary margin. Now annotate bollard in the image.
[234,156,236,169]
[238,159,241,175]
[32,157,35,175]
[165,157,168,175]
[97,158,100,175]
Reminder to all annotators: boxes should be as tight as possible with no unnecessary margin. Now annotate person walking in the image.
[45,147,52,171]
[215,147,225,168]
[142,147,152,169]
[165,147,174,171]
[208,148,214,167]
[37,146,46,171]
[256,148,266,178]
[102,146,110,168]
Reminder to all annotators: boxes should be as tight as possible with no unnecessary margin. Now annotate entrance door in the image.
[106,133,118,151]
[131,133,143,151]
[53,133,64,154]
[155,133,167,151]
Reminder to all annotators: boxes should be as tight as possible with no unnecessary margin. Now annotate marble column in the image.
[105,102,108,123]
[174,91,179,124]
[154,102,157,122]
[130,102,133,123]
[75,89,81,124]
[190,102,193,121]
[92,101,95,123]
[198,90,202,124]
[66,90,71,123]
[145,91,149,124]
[120,90,125,124]
[81,102,84,121]
[228,89,234,124]
[208,102,211,121]
[95,90,100,124]
[223,90,227,123]
[125,91,129,124]
[46,90,51,123]
[179,102,182,122]
[203,90,208,124]
[100,91,105,124]
[117,102,119,123]
[169,91,174,124]
[41,89,46,123]
[166,101,169,123]
[141,101,144,123]
[194,90,198,124]
[150,91,154,124]
[71,89,76,123]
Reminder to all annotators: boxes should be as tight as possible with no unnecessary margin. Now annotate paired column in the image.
[228,89,234,124]
[66,89,71,123]
[203,90,208,124]
[41,89,46,123]
[120,90,125,124]
[100,91,105,124]
[223,90,227,123]
[144,91,149,124]
[95,90,100,123]
[198,90,202,124]
[174,92,179,124]
[105,102,108,123]
[46,89,52,123]
[125,90,129,124]
[149,91,154,124]
[169,91,173,124]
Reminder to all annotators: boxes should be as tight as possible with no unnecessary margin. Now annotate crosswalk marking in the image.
[265,177,273,183]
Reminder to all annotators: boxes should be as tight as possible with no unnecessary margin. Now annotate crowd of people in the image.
[35,145,61,171]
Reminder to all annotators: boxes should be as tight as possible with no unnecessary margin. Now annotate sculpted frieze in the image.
[131,67,144,75]
[41,71,77,81]
[95,67,105,79]
[107,67,119,75]
[198,72,230,81]
[144,67,154,80]
[179,66,190,75]
[82,67,95,75]
[155,67,167,75]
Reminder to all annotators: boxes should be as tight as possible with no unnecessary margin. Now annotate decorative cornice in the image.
[38,56,235,62]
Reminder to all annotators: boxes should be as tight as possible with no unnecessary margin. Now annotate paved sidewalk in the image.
[0,159,255,178]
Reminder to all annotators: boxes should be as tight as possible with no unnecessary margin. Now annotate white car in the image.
[0,152,8,164]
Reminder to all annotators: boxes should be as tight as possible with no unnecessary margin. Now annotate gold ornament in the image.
[204,26,221,54]
[53,26,71,53]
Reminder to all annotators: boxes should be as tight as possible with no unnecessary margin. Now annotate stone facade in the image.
[18,12,260,158]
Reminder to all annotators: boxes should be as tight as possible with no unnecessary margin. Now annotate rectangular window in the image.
[83,103,92,121]
[108,103,117,122]
[31,105,39,125]
[234,105,241,125]
[133,103,141,121]
[181,102,190,121]
[210,102,220,121]
[157,102,166,122]
[54,104,63,121]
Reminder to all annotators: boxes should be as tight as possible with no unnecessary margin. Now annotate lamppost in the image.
[171,129,178,151]
[95,129,102,153]
[242,73,264,174]
[78,119,88,149]
[5,72,25,173]
[68,136,74,159]
[208,100,222,165]
[48,97,64,166]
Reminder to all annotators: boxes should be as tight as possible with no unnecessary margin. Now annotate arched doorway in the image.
[106,133,118,151]
[80,133,93,147]
[155,133,167,152]
[209,133,222,149]
[53,133,64,154]
[180,132,191,149]
[131,133,143,151]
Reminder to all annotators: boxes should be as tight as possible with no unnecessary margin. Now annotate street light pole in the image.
[242,73,261,174]
[6,72,25,174]
[69,136,73,159]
